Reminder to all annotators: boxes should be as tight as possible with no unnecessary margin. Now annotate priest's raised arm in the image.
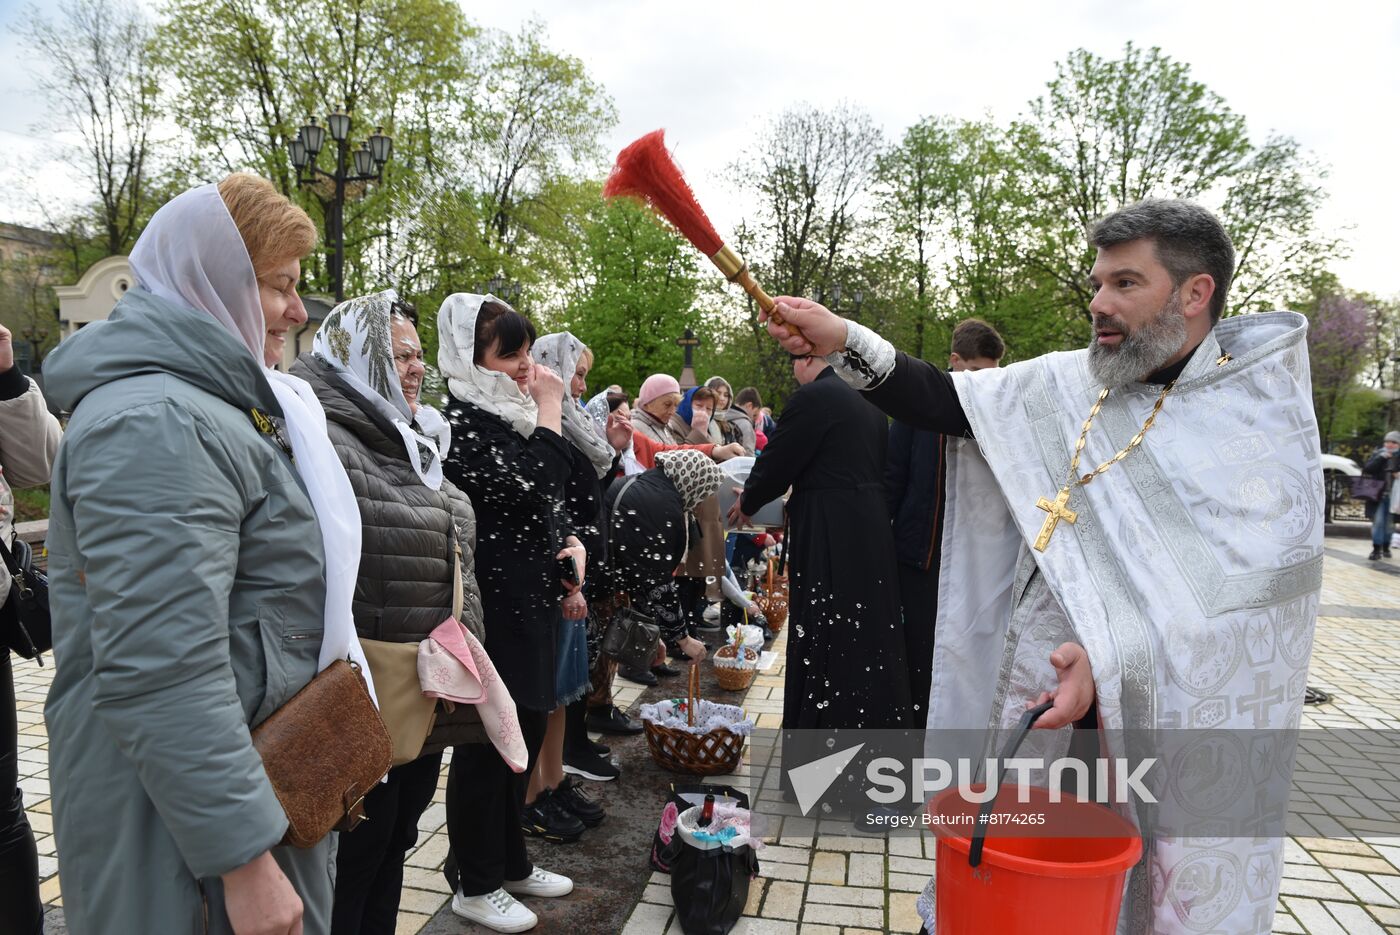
[758,297,972,437]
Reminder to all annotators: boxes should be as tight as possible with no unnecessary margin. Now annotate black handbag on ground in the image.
[1,535,51,663]
[601,603,661,671]
[669,801,760,935]
[651,782,750,873]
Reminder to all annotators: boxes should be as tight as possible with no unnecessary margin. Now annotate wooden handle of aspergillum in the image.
[709,245,801,338]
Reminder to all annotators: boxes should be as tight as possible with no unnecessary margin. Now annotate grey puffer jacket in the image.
[292,353,488,752]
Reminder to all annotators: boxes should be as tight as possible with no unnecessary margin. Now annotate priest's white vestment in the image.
[899,312,1323,934]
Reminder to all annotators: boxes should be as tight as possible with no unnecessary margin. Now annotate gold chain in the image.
[1066,379,1177,487]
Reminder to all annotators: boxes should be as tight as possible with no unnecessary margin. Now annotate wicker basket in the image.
[756,593,788,631]
[712,644,759,692]
[643,665,747,775]
[766,557,789,597]
[758,559,789,630]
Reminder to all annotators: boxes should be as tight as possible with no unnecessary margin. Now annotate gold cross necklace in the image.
[1033,378,1177,552]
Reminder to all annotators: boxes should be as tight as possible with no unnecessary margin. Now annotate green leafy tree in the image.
[1011,43,1340,321]
[873,117,954,360]
[0,251,62,368]
[559,197,701,396]
[874,117,1069,362]
[464,21,616,254]
[159,0,476,295]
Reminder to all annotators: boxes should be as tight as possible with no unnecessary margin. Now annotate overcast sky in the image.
[2,0,1396,297]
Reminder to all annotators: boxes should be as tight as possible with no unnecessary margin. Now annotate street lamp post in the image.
[815,283,864,320]
[286,108,394,302]
[475,276,523,307]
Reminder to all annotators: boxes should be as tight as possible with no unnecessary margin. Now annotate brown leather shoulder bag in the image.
[251,659,392,848]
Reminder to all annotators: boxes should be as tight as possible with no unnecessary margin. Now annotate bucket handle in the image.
[967,700,1055,868]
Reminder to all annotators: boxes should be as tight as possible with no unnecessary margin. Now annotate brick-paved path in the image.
[16,533,1400,934]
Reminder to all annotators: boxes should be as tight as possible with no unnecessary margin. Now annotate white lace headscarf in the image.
[128,182,374,700]
[314,290,450,489]
[437,293,538,438]
[531,332,615,478]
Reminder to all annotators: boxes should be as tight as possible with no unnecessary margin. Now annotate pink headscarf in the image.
[638,373,681,406]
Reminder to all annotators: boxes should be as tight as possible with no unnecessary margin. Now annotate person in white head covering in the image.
[310,289,451,488]
[436,293,583,931]
[40,174,347,934]
[530,332,616,479]
[292,289,494,933]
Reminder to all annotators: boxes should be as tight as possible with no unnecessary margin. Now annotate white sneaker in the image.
[451,888,538,932]
[702,601,721,622]
[503,865,574,898]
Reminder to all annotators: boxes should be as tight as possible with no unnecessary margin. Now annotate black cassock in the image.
[741,368,912,729]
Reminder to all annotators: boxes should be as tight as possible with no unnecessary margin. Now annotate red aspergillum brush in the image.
[602,130,799,337]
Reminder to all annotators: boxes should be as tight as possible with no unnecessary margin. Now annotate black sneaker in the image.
[563,747,621,782]
[586,705,643,735]
[521,789,585,843]
[590,738,610,755]
[554,776,606,826]
[1371,547,1383,561]
[651,663,681,678]
[1386,547,1393,559]
[619,665,658,686]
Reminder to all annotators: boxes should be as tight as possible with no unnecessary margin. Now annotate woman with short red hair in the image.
[42,175,357,935]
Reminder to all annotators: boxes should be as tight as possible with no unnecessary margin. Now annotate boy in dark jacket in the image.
[883,319,1004,720]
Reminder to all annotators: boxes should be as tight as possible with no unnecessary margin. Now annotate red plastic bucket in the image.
[929,782,1142,935]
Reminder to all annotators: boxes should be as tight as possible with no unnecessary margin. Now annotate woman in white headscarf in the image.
[291,290,490,935]
[41,174,353,934]
[436,294,581,933]
[528,333,624,790]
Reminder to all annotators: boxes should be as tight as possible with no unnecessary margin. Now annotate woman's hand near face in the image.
[528,362,564,435]
[528,360,565,405]
[606,411,632,452]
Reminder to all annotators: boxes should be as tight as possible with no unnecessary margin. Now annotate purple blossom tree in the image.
[1307,294,1377,446]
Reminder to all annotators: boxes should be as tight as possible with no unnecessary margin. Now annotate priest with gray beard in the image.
[762,199,1322,935]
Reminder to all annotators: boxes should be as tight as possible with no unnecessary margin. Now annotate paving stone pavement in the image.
[16,532,1400,934]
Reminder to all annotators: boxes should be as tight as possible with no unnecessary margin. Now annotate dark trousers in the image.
[0,651,43,935]
[331,751,444,935]
[897,562,939,721]
[445,707,549,897]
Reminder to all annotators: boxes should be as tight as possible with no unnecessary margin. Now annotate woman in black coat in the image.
[436,293,583,933]
[602,451,724,654]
